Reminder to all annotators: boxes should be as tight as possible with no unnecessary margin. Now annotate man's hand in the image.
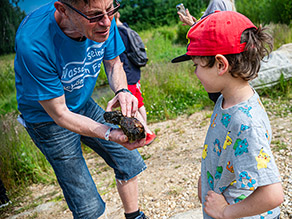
[204,191,230,219]
[178,9,197,26]
[106,90,138,117]
[109,128,145,150]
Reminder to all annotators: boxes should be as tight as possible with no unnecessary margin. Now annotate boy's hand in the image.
[204,191,230,219]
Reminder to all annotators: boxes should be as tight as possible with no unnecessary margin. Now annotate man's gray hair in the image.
[60,0,89,5]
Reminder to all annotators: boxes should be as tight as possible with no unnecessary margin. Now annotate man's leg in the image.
[138,106,147,125]
[116,176,139,213]
[25,121,105,219]
[80,98,147,218]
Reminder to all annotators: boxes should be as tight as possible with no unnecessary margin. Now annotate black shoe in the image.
[135,211,149,219]
[0,194,11,208]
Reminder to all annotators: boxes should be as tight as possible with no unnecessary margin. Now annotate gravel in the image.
[3,107,291,219]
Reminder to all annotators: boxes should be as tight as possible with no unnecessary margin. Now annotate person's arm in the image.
[204,182,284,219]
[39,95,144,150]
[177,9,197,26]
[198,175,202,203]
[103,56,138,117]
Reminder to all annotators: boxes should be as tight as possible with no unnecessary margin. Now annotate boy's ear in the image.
[215,54,229,76]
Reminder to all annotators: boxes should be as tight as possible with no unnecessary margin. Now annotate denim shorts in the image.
[25,98,146,219]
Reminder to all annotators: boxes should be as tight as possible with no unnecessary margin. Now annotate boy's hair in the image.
[171,11,274,81]
[200,26,273,81]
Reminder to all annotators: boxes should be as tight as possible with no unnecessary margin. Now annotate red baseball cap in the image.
[172,11,257,63]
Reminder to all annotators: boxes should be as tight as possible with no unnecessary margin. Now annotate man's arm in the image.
[103,56,138,117]
[39,95,144,150]
[204,182,284,219]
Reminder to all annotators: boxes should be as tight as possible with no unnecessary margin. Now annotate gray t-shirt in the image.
[201,91,281,219]
[203,0,234,18]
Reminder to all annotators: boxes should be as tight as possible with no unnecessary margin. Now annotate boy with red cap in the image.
[172,11,284,219]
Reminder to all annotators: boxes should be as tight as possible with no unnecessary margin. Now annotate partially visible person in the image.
[115,12,157,146]
[172,11,284,219]
[0,178,11,209]
[178,0,236,27]
[14,0,149,218]
[177,0,236,103]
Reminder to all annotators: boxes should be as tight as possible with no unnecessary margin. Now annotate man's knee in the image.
[71,198,105,219]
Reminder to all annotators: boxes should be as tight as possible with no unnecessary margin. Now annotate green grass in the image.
[0,114,55,187]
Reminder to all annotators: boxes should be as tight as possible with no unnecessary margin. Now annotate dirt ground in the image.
[2,106,292,219]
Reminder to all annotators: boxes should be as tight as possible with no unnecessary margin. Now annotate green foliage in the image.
[141,62,212,122]
[139,25,187,62]
[267,23,292,50]
[119,0,206,31]
[258,74,292,100]
[0,114,55,190]
[266,0,292,25]
[0,63,18,114]
[236,0,292,25]
[95,63,108,87]
[175,24,191,45]
[0,0,26,55]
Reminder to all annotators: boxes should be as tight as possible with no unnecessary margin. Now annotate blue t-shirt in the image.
[14,1,125,123]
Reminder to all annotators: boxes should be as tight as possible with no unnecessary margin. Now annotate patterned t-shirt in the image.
[201,91,281,219]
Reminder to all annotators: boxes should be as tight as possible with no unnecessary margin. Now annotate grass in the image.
[0,22,291,215]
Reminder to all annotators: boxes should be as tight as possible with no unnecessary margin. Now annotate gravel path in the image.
[3,106,292,219]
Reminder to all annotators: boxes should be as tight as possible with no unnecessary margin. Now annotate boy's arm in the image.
[204,182,284,219]
[198,175,202,203]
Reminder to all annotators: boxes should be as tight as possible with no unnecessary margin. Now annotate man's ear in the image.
[215,54,229,76]
[54,1,68,17]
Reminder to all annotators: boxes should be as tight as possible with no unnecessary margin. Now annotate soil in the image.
[2,106,292,219]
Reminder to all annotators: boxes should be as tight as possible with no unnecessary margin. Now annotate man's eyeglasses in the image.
[60,0,120,23]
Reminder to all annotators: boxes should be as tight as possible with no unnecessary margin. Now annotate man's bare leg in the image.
[116,176,139,213]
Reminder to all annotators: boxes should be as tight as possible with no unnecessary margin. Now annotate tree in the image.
[0,0,26,55]
[119,0,206,31]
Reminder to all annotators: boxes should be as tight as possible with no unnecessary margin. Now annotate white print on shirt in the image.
[61,43,105,92]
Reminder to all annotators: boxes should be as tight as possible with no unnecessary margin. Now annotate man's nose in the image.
[98,14,111,26]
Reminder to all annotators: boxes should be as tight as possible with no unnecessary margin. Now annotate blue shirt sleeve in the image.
[103,19,125,60]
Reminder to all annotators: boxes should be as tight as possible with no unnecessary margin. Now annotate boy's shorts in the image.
[128,80,144,108]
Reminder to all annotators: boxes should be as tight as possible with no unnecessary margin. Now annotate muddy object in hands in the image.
[103,111,146,142]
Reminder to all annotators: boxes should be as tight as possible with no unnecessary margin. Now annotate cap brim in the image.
[171,54,191,63]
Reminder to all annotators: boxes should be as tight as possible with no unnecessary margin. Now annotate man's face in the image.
[67,0,115,42]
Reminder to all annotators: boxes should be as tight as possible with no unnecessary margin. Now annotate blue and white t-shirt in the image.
[14,1,125,123]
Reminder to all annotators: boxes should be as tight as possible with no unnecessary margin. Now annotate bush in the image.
[175,24,191,45]
[236,0,292,25]
[119,0,206,31]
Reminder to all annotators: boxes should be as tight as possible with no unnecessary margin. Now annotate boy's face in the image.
[191,57,222,93]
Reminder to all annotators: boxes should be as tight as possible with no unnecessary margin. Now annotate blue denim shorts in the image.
[25,98,146,219]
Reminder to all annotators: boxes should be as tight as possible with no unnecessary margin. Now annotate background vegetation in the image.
[0,0,291,215]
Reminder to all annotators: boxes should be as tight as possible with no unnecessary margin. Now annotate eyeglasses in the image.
[60,0,120,23]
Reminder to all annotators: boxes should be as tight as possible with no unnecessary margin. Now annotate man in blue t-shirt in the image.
[14,1,148,218]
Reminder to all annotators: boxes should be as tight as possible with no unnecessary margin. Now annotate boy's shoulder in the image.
[215,92,270,128]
